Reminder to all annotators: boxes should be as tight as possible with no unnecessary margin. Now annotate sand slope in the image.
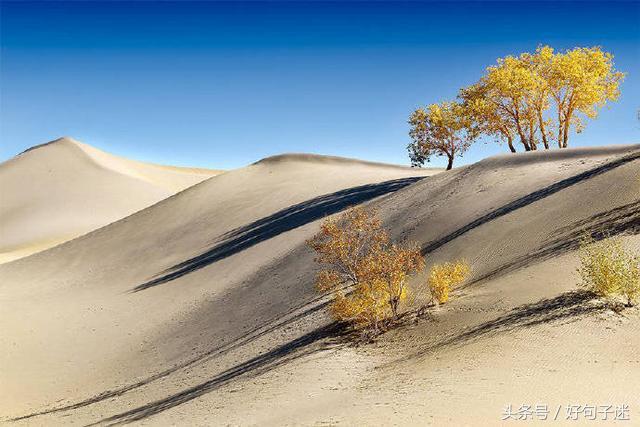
[0,137,219,263]
[1,145,638,425]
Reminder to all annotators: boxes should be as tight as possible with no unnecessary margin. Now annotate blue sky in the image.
[1,1,638,169]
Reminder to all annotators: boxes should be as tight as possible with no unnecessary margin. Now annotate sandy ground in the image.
[0,137,220,263]
[0,143,638,426]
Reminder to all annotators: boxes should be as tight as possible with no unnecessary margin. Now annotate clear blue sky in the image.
[1,1,638,169]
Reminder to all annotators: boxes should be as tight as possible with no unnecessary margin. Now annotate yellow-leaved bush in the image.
[427,261,470,304]
[578,237,640,307]
[307,206,424,332]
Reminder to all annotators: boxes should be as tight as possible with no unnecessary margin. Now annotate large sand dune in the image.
[1,144,638,425]
[0,137,219,263]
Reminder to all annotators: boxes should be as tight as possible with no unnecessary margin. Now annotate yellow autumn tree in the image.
[460,45,624,153]
[307,206,424,332]
[460,82,518,153]
[408,101,476,170]
[527,46,555,149]
[539,46,625,148]
[461,53,542,152]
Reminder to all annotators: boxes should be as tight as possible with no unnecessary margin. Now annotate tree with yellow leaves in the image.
[527,46,555,150]
[538,46,625,148]
[408,101,476,170]
[462,53,543,152]
[460,82,518,153]
[460,45,624,153]
[307,206,424,332]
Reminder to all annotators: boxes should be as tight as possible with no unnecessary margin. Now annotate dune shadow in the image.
[9,293,334,423]
[469,200,640,285]
[421,149,640,257]
[399,290,604,363]
[12,174,408,422]
[11,153,639,422]
[92,321,344,426]
[134,177,423,291]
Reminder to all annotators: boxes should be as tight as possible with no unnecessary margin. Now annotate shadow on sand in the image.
[11,151,639,424]
[90,322,344,426]
[421,149,640,257]
[9,295,336,423]
[11,178,425,423]
[397,290,606,364]
[469,200,640,285]
[134,177,423,291]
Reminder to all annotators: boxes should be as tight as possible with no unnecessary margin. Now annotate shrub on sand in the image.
[427,260,470,304]
[307,206,424,333]
[578,237,640,307]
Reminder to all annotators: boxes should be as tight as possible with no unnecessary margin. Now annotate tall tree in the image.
[539,46,625,148]
[459,45,624,153]
[407,101,475,170]
[460,82,517,153]
[527,47,554,149]
[474,54,541,152]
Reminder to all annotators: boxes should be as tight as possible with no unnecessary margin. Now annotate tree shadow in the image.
[135,177,424,291]
[421,149,640,257]
[397,290,605,363]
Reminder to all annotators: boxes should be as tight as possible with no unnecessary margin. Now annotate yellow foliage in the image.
[427,261,470,304]
[578,237,640,307]
[408,101,476,170]
[308,206,424,331]
[539,46,624,148]
[459,45,624,152]
[460,51,548,152]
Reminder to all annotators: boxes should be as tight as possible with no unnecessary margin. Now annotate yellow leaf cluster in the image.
[408,101,475,170]
[427,260,470,304]
[578,237,640,307]
[458,45,624,153]
[308,206,424,331]
[411,46,624,167]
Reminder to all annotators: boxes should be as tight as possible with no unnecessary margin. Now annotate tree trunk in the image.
[562,117,570,148]
[557,109,564,148]
[515,123,530,151]
[390,297,399,319]
[538,111,549,149]
[506,136,516,153]
[528,123,537,151]
[446,155,454,170]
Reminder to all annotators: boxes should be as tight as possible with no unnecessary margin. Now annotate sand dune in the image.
[1,144,638,425]
[0,137,220,263]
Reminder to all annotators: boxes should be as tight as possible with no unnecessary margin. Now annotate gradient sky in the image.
[1,1,638,169]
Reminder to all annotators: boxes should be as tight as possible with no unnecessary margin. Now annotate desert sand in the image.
[0,137,220,263]
[1,141,638,426]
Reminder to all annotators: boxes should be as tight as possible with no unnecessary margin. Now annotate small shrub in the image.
[578,237,640,307]
[308,206,424,333]
[427,261,470,304]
